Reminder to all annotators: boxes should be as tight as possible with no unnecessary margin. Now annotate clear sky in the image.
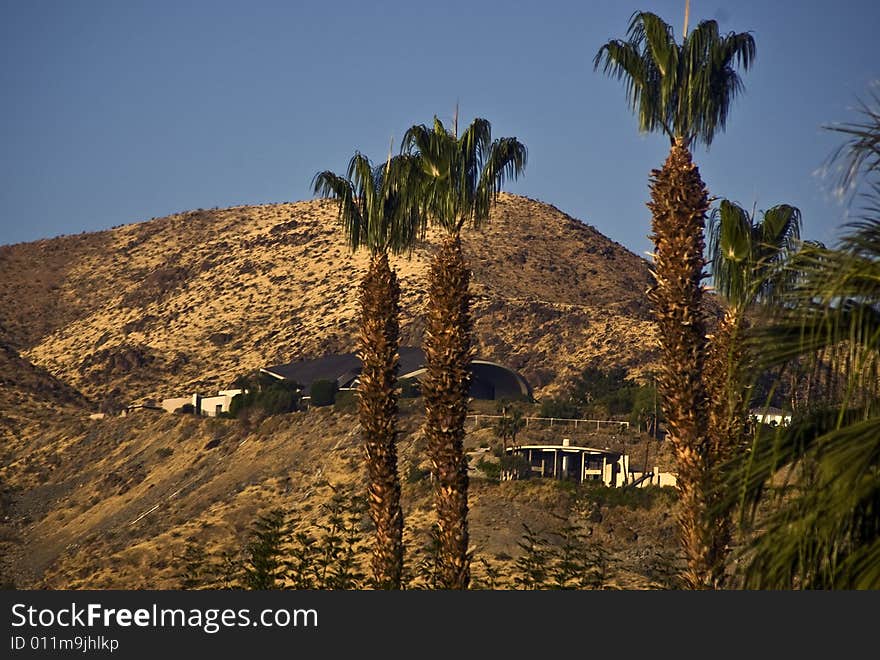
[1,0,877,258]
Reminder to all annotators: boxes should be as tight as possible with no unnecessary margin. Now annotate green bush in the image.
[581,484,677,510]
[229,381,301,418]
[476,457,501,481]
[406,463,431,484]
[333,390,357,414]
[538,398,583,419]
[309,379,337,407]
[398,377,422,398]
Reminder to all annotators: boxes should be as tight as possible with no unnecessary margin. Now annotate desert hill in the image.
[0,194,688,590]
[0,341,87,450]
[0,194,658,410]
[0,401,680,589]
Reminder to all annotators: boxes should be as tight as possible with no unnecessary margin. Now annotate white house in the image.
[750,406,792,427]
[161,389,244,416]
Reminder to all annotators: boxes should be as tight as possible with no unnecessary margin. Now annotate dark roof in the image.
[261,346,532,400]
[262,347,425,391]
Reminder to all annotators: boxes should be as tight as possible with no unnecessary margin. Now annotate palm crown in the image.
[401,117,527,233]
[708,200,802,312]
[594,11,756,147]
[312,152,423,255]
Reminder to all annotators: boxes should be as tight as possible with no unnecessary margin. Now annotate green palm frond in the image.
[402,116,526,234]
[708,200,801,311]
[595,11,755,147]
[734,415,880,589]
[728,214,880,588]
[312,152,424,255]
[824,90,880,196]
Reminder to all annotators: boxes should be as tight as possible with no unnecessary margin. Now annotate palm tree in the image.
[727,94,880,588]
[402,116,526,589]
[595,11,755,588]
[312,151,422,589]
[704,200,801,584]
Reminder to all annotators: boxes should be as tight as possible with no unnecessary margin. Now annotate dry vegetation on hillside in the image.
[0,404,680,590]
[0,194,658,409]
[0,194,687,589]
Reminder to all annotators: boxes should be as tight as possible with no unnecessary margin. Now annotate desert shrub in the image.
[398,377,421,398]
[156,447,174,459]
[175,403,196,415]
[508,521,617,590]
[569,365,628,404]
[513,524,552,589]
[582,484,677,510]
[333,390,357,414]
[476,457,501,481]
[406,463,431,484]
[174,489,369,590]
[538,397,583,419]
[229,380,301,418]
[309,379,337,407]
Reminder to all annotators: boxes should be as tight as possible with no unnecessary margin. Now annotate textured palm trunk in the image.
[357,251,404,589]
[422,235,472,590]
[703,309,750,586]
[647,138,714,589]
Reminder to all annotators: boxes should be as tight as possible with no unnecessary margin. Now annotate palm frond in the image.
[733,415,880,588]
[312,152,424,256]
[596,11,754,147]
[708,200,801,311]
[402,116,526,235]
[824,90,880,197]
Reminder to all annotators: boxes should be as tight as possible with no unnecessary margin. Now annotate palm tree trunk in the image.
[422,235,472,589]
[357,251,404,589]
[704,309,750,586]
[647,138,713,589]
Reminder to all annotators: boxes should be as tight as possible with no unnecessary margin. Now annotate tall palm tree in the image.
[727,94,880,589]
[595,11,755,588]
[312,151,423,589]
[402,116,526,589]
[704,200,801,585]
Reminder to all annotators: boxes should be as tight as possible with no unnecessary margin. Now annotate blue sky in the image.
[1,0,877,258]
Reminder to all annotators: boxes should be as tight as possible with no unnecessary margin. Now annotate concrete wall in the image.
[161,390,244,416]
[199,389,243,416]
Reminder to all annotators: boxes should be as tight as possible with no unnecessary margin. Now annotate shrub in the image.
[398,377,421,398]
[309,379,337,407]
[229,381,301,418]
[538,398,583,419]
[241,509,289,590]
[175,403,196,415]
[476,457,501,481]
[333,390,357,414]
[406,463,431,484]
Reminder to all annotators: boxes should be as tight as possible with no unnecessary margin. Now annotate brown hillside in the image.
[0,404,680,590]
[0,194,658,407]
[0,341,87,453]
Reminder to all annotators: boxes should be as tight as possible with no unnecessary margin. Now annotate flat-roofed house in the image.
[504,439,628,486]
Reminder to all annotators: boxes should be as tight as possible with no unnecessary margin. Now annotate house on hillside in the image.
[503,438,677,488]
[260,346,532,401]
[749,406,792,427]
[161,389,244,417]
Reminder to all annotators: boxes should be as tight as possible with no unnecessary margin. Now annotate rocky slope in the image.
[0,194,658,410]
[0,194,689,589]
